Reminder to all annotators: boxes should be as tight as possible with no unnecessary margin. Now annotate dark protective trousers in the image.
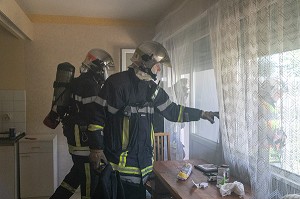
[122,182,146,199]
[50,155,99,199]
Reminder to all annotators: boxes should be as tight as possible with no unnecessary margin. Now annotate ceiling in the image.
[15,0,184,24]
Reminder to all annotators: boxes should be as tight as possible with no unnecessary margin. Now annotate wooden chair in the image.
[153,132,171,161]
[146,132,172,198]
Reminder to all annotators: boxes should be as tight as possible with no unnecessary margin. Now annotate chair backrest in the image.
[153,132,171,161]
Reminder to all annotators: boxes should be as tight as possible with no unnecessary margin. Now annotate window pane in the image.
[191,36,219,142]
[259,49,300,176]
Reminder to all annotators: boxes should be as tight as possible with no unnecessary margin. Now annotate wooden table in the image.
[153,159,252,199]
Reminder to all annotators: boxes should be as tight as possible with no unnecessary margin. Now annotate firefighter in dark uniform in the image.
[88,41,219,199]
[49,49,114,199]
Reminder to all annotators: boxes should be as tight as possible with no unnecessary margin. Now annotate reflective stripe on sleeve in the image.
[68,145,90,156]
[74,95,82,102]
[157,99,172,112]
[82,96,96,104]
[177,106,185,122]
[74,95,106,107]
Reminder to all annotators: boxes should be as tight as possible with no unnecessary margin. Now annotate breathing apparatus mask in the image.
[130,41,171,81]
[81,48,114,84]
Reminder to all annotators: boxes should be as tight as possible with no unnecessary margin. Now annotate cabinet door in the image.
[0,146,17,199]
[20,152,54,198]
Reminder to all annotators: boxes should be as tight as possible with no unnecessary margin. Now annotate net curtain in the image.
[154,0,300,198]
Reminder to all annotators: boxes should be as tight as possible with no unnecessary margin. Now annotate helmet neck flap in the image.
[129,64,153,81]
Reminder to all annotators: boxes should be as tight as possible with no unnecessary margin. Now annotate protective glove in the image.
[89,149,108,171]
[201,111,219,124]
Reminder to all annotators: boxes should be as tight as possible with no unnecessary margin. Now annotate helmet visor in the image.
[135,41,172,69]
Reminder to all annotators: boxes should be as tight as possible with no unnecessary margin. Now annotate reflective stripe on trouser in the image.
[61,181,77,194]
[110,151,153,185]
[49,181,78,199]
[83,162,91,199]
[51,156,96,199]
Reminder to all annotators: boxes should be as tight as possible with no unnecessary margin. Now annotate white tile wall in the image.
[0,90,26,133]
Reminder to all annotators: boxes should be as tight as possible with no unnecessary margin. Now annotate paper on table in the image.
[219,181,245,198]
[192,180,208,189]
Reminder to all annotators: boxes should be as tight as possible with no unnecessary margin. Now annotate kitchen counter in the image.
[0,132,25,199]
[0,132,26,146]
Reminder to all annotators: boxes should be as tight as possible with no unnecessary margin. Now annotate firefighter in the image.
[49,48,114,199]
[89,41,219,199]
[260,79,287,163]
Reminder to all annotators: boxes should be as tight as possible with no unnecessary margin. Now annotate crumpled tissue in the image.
[192,180,208,189]
[219,181,245,198]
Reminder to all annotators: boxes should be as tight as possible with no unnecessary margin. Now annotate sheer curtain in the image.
[155,9,218,160]
[155,0,300,198]
[210,0,300,198]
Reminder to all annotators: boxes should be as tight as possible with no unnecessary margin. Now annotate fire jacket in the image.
[96,68,203,185]
[63,71,104,156]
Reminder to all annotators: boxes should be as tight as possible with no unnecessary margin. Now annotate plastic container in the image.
[217,164,230,185]
[177,163,193,180]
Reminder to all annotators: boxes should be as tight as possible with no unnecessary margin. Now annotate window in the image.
[191,36,219,142]
[259,49,300,177]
